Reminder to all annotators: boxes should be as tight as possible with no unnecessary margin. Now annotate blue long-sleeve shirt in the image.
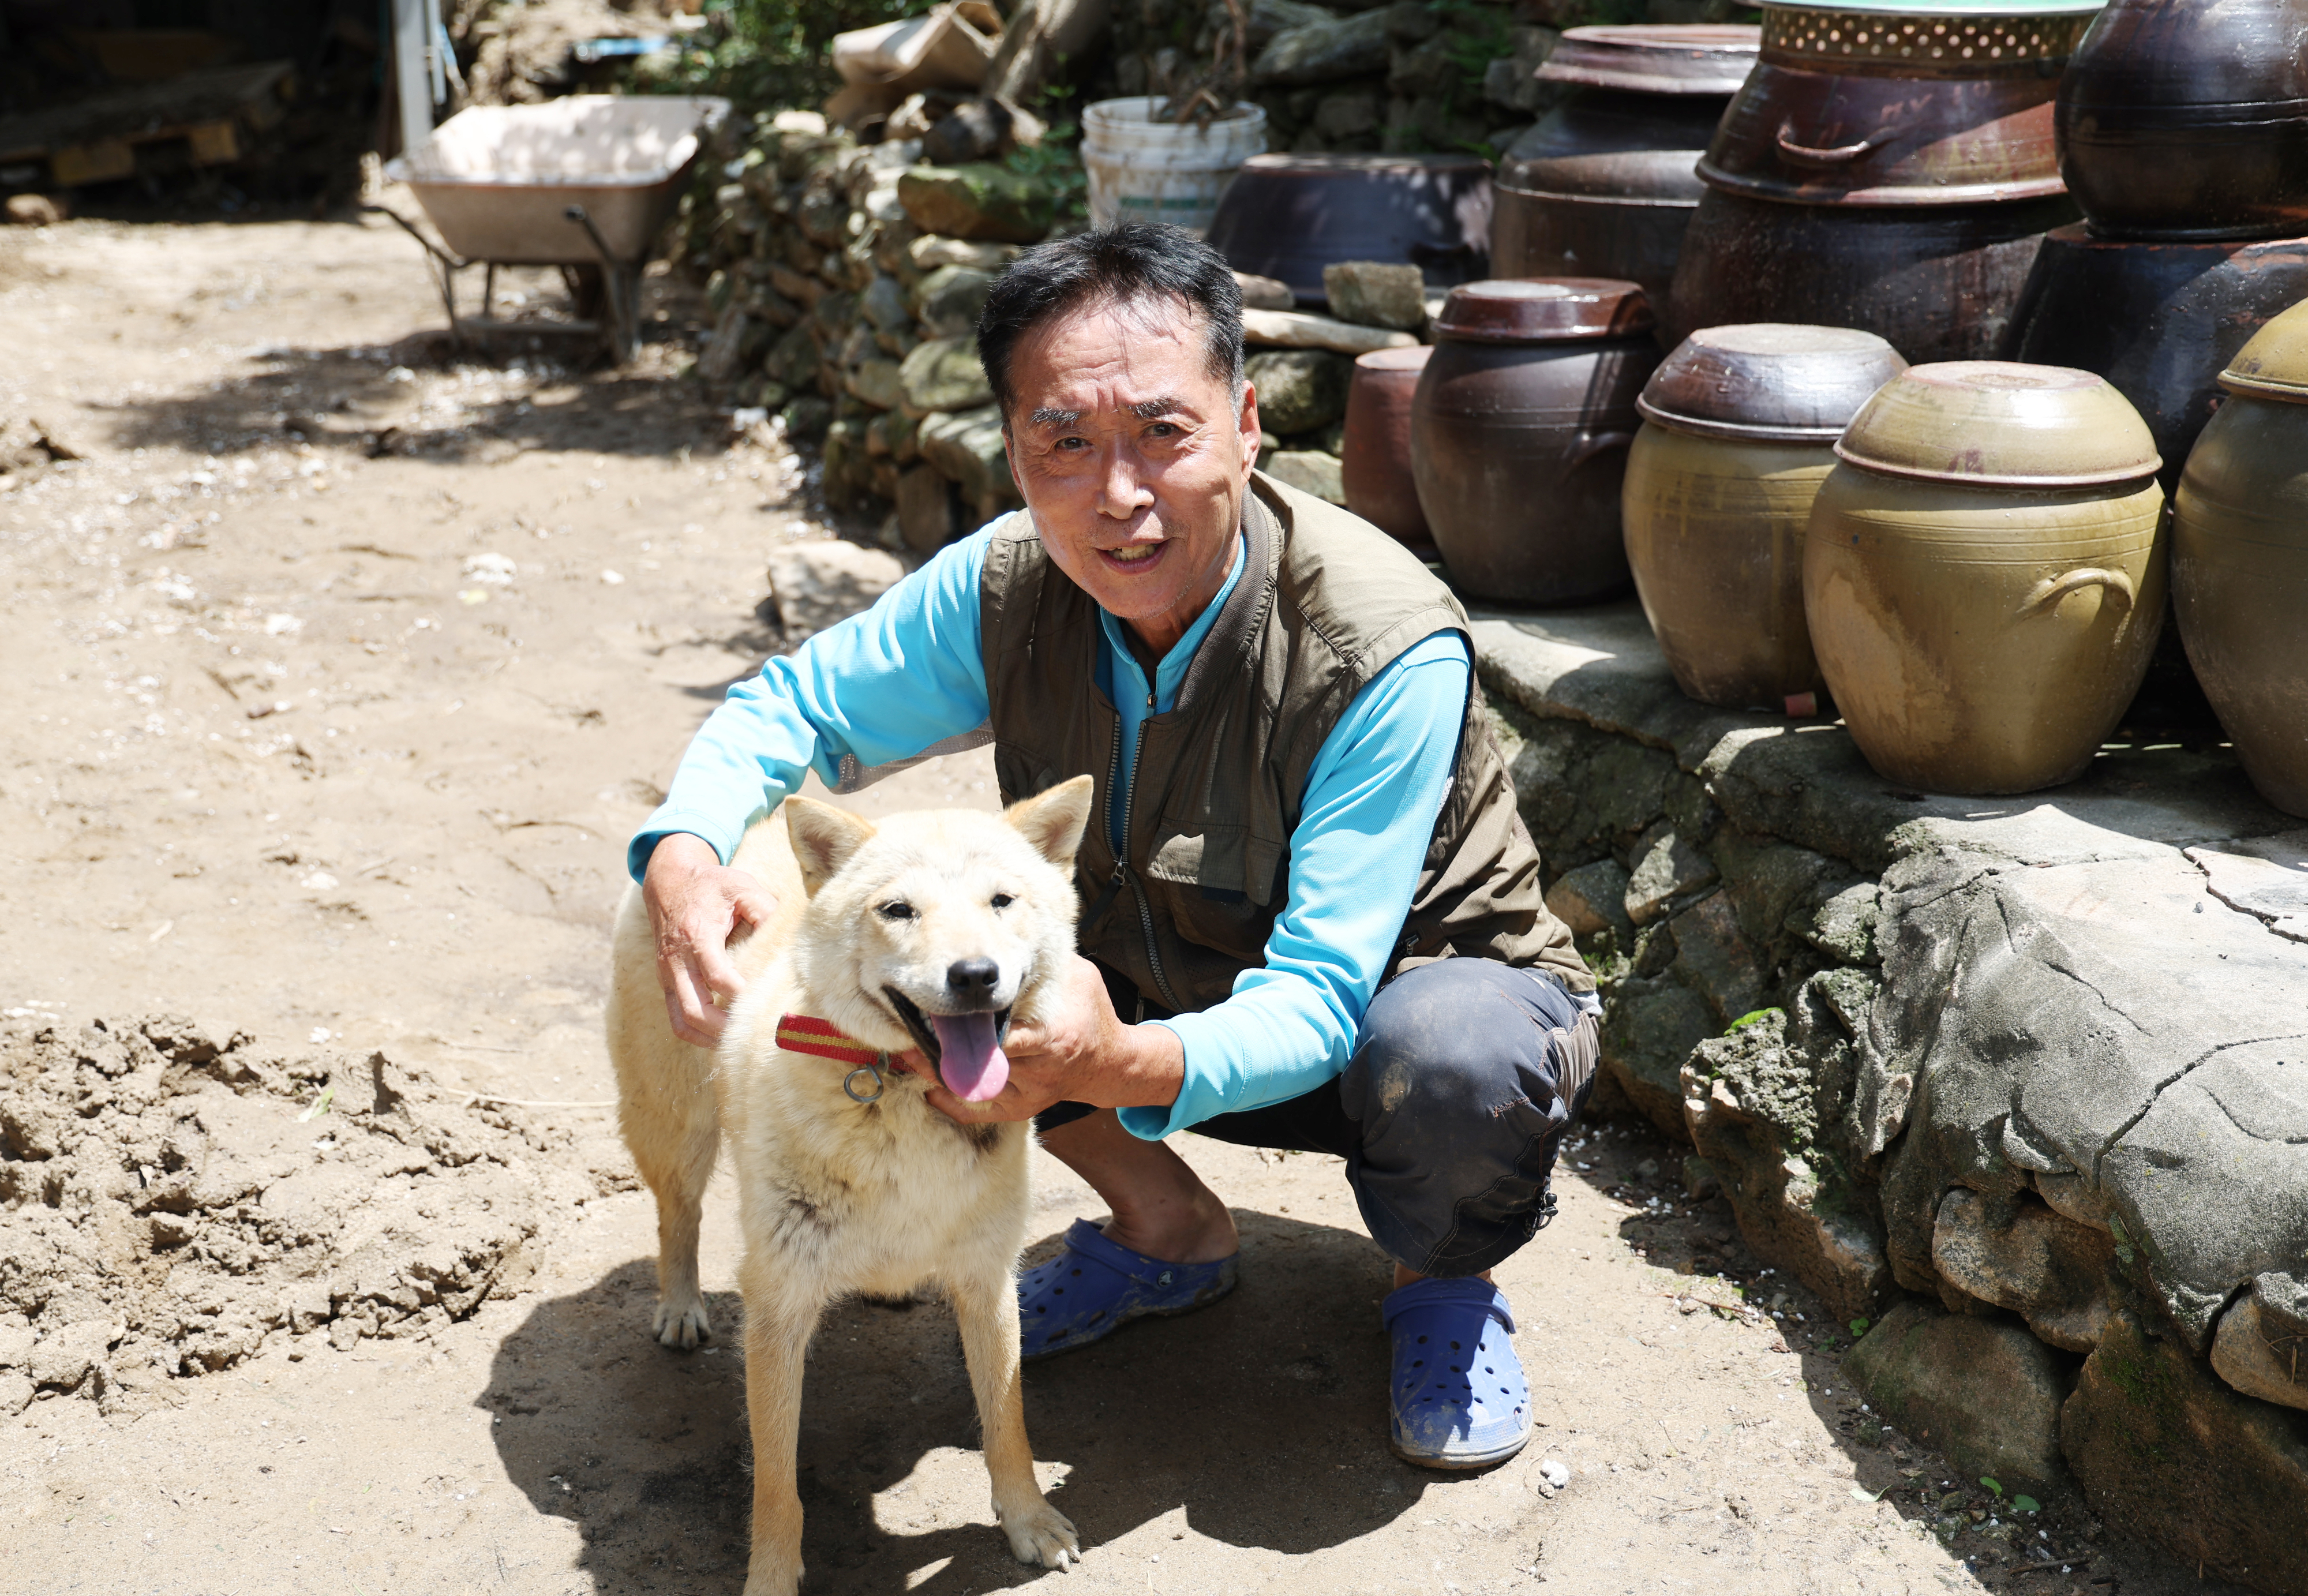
[630,519,1473,1140]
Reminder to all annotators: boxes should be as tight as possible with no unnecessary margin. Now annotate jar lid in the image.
[1762,0,2105,13]
[1638,324,1906,443]
[1834,361,2160,487]
[1228,152,1492,176]
[1430,279,1654,343]
[2218,298,2308,403]
[1355,344,1435,373]
[1535,24,1760,96]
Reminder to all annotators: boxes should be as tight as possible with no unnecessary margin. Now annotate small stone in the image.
[897,163,1056,244]
[1682,1155,1722,1201]
[1322,261,1426,331]
[1253,7,1395,85]
[1841,1300,2071,1498]
[1539,1458,1569,1489]
[1599,976,1714,1138]
[895,464,959,553]
[1931,1187,2113,1353]
[1314,92,1381,139]
[781,395,833,443]
[2210,1273,2308,1413]
[1626,825,1719,927]
[6,193,64,226]
[860,272,912,333]
[900,335,994,415]
[1233,271,1296,312]
[1264,449,1345,505]
[696,306,760,385]
[768,264,826,309]
[1545,858,1635,948]
[766,540,908,643]
[763,324,820,391]
[923,97,1014,166]
[846,358,905,413]
[1246,348,1353,434]
[916,404,1015,509]
[0,1370,29,1417]
[915,264,997,340]
[908,234,1019,272]
[1242,307,1418,355]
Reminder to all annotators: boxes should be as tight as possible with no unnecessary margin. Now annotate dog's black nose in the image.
[946,957,1000,997]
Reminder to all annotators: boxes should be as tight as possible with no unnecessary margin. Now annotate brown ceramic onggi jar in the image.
[1623,324,1906,709]
[1340,344,1435,554]
[1411,279,1661,605]
[1491,25,1759,334]
[2058,0,2308,242]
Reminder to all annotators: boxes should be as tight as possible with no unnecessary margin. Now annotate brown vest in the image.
[978,471,1591,1014]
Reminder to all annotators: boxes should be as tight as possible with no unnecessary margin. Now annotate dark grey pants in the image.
[1037,958,1601,1278]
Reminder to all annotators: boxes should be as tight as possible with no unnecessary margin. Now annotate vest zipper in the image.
[1105,701,1181,1014]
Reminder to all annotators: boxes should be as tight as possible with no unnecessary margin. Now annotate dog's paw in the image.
[651,1296,712,1350]
[999,1500,1080,1571]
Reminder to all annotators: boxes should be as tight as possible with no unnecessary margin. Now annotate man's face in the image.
[1002,295,1259,654]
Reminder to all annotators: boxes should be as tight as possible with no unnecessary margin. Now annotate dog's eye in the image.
[877,901,916,921]
[990,893,1014,911]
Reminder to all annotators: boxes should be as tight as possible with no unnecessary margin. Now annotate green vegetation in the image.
[656,0,937,111]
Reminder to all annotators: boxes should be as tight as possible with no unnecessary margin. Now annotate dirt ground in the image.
[0,211,2237,1596]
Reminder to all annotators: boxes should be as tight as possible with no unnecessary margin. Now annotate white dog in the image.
[605,779,1093,1594]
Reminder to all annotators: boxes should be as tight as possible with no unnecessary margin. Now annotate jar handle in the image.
[1776,121,1889,166]
[1567,430,1636,471]
[2014,568,2135,619]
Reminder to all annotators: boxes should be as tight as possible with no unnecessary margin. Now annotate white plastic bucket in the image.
[1080,96,1268,237]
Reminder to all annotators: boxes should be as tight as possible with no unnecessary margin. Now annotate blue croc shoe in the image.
[1385,1277,1531,1470]
[1018,1218,1238,1360]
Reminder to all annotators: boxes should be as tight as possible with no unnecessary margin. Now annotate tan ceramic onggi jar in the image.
[2173,302,2308,818]
[1623,323,1905,709]
[1804,361,2166,796]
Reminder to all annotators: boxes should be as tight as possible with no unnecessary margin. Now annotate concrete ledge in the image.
[1472,600,2308,1593]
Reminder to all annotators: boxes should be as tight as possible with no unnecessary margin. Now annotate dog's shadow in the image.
[482,1210,1437,1591]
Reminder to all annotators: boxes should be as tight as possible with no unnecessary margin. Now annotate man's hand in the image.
[643,833,780,1047]
[917,953,1185,1125]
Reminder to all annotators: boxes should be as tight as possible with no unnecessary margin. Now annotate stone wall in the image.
[671,111,1439,545]
[672,110,1044,553]
[1107,0,1754,158]
[1474,602,2308,1592]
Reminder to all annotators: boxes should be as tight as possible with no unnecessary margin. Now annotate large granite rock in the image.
[1843,1299,2075,1498]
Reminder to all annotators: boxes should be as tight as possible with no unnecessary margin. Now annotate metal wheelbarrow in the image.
[373,93,729,364]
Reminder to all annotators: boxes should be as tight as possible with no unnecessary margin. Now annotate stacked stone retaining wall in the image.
[1474,602,2308,1592]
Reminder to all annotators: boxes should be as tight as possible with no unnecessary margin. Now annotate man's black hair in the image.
[975,220,1246,422]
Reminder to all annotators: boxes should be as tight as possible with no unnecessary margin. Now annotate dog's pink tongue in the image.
[931,1012,1009,1102]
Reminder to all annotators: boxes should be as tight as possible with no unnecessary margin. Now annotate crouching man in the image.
[636,221,1599,1468]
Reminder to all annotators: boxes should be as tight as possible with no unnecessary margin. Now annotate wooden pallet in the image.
[0,61,294,189]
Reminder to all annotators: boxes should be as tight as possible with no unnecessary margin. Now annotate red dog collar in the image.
[775,1013,912,1102]
[774,1013,882,1066]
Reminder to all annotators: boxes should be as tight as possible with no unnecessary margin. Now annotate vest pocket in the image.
[1144,825,1279,969]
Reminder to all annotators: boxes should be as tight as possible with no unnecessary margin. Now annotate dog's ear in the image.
[784,797,875,897]
[1002,775,1096,870]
